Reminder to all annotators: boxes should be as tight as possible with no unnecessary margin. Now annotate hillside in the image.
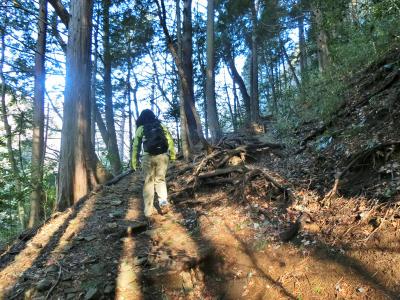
[1,50,400,299]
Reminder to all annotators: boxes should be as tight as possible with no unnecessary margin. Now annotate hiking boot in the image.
[159,199,170,215]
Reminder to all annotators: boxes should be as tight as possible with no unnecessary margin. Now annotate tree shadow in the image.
[297,236,400,299]
[0,193,91,298]
[0,217,56,272]
[172,177,400,299]
[226,225,298,299]
[173,203,298,299]
[3,176,133,299]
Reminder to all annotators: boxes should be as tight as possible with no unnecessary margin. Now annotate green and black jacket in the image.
[131,124,176,169]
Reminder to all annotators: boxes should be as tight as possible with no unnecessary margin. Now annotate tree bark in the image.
[298,12,306,79]
[91,10,100,146]
[250,0,259,123]
[225,49,251,121]
[195,30,208,139]
[57,0,110,211]
[181,0,206,148]
[127,64,133,160]
[102,0,122,175]
[313,6,330,72]
[176,0,190,158]
[28,0,47,228]
[132,72,140,120]
[206,0,221,143]
[119,101,126,161]
[48,0,69,28]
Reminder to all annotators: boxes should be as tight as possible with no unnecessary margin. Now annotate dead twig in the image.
[45,261,62,300]
[324,141,400,202]
[361,206,391,243]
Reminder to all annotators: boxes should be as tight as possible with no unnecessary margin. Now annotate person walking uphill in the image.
[131,109,176,220]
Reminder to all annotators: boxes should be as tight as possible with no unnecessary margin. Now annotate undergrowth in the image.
[273,0,400,142]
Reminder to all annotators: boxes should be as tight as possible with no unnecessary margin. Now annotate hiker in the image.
[131,109,176,219]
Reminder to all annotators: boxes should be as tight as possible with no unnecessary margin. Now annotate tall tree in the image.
[154,0,208,158]
[176,0,190,159]
[91,9,100,146]
[298,11,306,79]
[223,44,251,120]
[313,2,330,72]
[250,0,259,123]
[57,0,109,211]
[28,0,47,228]
[206,0,221,143]
[102,0,122,175]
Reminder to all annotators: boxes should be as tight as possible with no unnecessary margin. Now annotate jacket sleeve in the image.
[131,126,144,168]
[162,125,176,160]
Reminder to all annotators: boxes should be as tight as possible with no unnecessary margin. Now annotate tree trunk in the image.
[127,65,133,160]
[48,0,70,28]
[281,52,288,90]
[176,0,190,158]
[298,13,306,79]
[155,0,207,157]
[250,0,259,123]
[57,0,110,211]
[132,72,140,120]
[102,0,122,175]
[1,27,25,229]
[228,67,243,126]
[119,101,126,161]
[313,6,330,72]
[90,10,100,146]
[206,0,221,143]
[225,50,251,121]
[177,0,190,158]
[195,31,208,140]
[280,41,301,90]
[29,0,47,228]
[181,0,206,148]
[223,71,236,132]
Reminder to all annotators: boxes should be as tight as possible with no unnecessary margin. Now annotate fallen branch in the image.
[198,166,244,179]
[105,169,133,186]
[324,141,400,201]
[246,165,294,201]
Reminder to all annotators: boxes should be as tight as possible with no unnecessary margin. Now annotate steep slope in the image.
[0,151,398,299]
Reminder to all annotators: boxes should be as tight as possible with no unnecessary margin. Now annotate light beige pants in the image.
[141,153,169,217]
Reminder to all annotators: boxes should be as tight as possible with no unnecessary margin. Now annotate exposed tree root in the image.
[324,141,400,205]
[167,136,288,205]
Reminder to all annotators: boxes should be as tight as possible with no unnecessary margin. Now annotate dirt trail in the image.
[0,167,399,300]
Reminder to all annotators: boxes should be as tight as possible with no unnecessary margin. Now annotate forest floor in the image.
[1,49,400,300]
